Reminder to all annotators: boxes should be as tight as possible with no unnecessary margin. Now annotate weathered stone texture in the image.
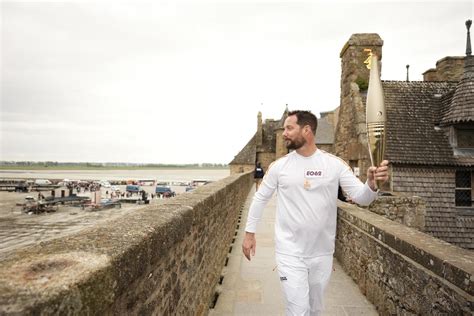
[256,152,275,174]
[423,68,440,81]
[275,128,288,159]
[368,193,426,231]
[335,202,473,315]
[317,144,334,154]
[0,172,254,315]
[437,57,465,82]
[423,57,464,82]
[392,166,474,249]
[229,164,254,174]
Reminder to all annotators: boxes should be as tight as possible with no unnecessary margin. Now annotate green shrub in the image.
[355,77,368,91]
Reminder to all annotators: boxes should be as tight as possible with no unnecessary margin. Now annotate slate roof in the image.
[440,56,474,125]
[316,117,335,145]
[382,80,471,166]
[229,134,256,165]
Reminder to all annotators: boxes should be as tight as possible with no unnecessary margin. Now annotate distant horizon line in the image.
[0,161,229,167]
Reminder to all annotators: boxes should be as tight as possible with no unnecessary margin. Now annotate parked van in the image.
[126,185,141,193]
[155,186,175,196]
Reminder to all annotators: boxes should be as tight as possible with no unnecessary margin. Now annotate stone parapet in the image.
[335,202,473,315]
[367,193,426,231]
[229,164,254,174]
[0,172,254,315]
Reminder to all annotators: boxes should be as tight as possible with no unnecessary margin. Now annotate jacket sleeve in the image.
[339,165,377,206]
[245,162,279,233]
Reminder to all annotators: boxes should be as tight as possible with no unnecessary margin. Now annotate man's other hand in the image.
[242,232,256,261]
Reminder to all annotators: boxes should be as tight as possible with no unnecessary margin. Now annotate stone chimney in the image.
[423,57,465,82]
[335,34,383,182]
[339,34,383,97]
[422,68,439,81]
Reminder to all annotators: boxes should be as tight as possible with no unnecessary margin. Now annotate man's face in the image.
[283,115,306,150]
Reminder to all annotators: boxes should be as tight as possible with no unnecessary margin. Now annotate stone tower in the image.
[275,105,289,159]
[256,111,263,149]
[335,33,383,183]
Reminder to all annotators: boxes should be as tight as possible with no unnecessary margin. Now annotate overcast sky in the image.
[1,0,472,164]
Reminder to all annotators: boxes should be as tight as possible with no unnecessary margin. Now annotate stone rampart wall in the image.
[335,202,473,315]
[229,164,254,175]
[0,172,254,315]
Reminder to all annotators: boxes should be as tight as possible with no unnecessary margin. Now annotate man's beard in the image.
[285,136,305,150]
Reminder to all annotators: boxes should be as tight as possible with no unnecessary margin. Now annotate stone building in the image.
[335,25,473,249]
[229,107,338,174]
[228,110,286,175]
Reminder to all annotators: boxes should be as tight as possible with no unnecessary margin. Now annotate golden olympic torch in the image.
[365,50,386,190]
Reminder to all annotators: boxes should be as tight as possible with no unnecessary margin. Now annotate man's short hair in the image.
[287,110,318,134]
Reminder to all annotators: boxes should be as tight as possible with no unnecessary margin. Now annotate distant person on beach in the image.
[242,110,389,316]
[254,162,265,190]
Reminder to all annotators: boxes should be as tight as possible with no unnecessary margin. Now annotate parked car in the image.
[126,185,141,193]
[34,179,52,186]
[155,186,175,197]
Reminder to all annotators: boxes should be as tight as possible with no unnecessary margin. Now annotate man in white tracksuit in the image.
[242,110,389,316]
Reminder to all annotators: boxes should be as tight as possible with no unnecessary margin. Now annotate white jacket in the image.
[245,150,377,257]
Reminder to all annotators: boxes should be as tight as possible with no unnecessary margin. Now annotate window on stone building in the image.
[456,126,474,148]
[455,170,473,207]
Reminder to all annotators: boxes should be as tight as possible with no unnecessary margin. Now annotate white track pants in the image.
[275,253,333,316]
